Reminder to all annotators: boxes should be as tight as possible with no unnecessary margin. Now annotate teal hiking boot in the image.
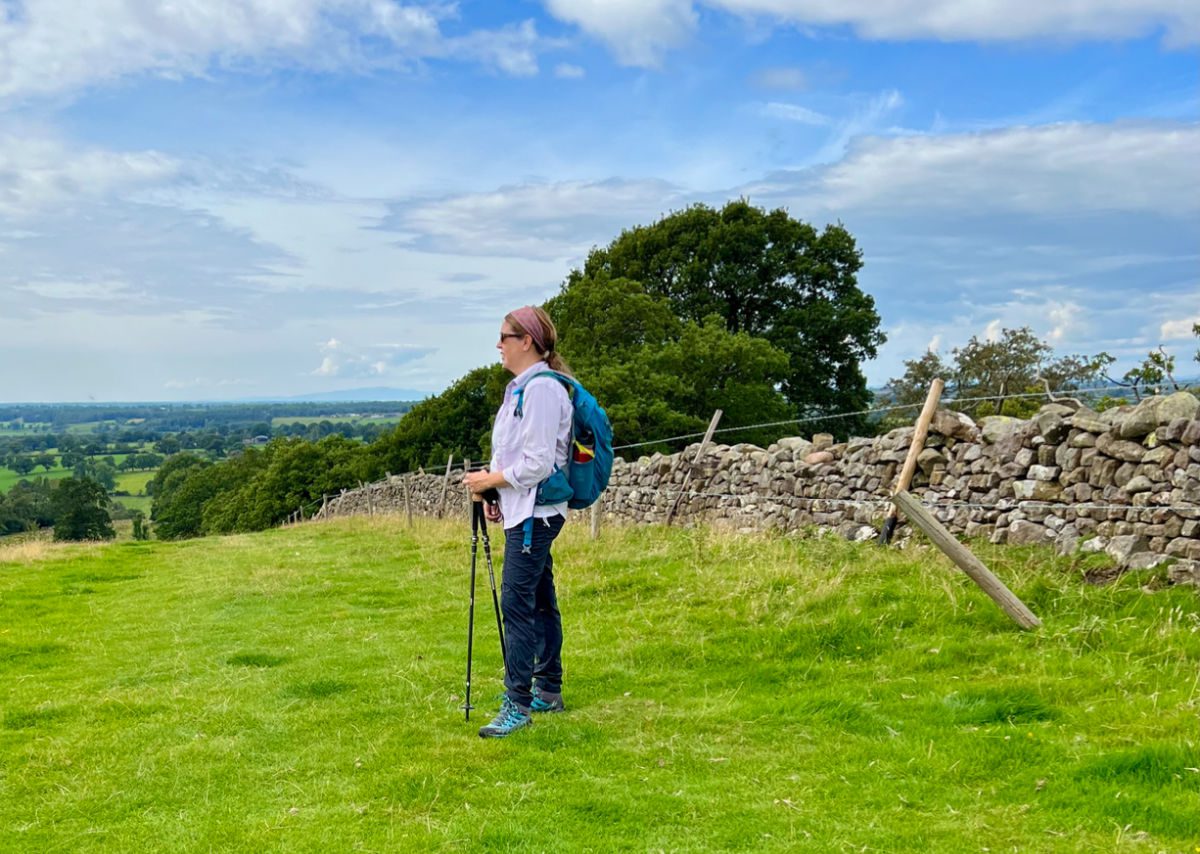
[530,686,565,713]
[478,697,532,738]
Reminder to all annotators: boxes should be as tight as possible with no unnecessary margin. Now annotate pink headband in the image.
[510,306,548,353]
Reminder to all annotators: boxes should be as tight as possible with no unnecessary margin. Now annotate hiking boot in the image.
[530,686,565,713]
[478,697,532,738]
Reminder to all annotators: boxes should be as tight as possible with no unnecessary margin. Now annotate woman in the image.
[463,305,573,738]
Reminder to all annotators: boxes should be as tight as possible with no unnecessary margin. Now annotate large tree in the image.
[569,200,885,431]
[51,477,114,541]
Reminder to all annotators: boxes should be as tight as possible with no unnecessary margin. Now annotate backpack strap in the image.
[513,370,569,418]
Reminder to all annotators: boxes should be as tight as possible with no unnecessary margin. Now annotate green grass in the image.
[113,470,155,495]
[111,495,153,515]
[1,519,1197,852]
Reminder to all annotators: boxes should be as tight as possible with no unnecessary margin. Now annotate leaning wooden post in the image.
[892,491,1041,631]
[878,379,945,545]
[666,409,723,526]
[438,455,454,519]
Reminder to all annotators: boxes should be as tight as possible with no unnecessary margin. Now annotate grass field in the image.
[1,518,1197,852]
[113,470,155,496]
[111,495,153,515]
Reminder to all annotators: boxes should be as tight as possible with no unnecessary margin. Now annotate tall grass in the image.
[1,517,1197,852]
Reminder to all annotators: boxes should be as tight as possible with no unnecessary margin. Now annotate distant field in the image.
[0,465,70,492]
[63,421,123,434]
[270,415,403,427]
[0,422,53,434]
[114,471,155,495]
[112,495,153,515]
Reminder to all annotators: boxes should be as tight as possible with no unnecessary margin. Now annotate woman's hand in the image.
[484,502,502,523]
[463,469,504,495]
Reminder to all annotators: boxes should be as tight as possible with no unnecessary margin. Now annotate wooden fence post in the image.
[892,491,1041,631]
[878,379,945,545]
[666,409,723,525]
[438,455,454,518]
[464,459,471,520]
[590,497,601,540]
[402,474,413,526]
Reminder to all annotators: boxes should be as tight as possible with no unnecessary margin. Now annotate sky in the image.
[0,0,1197,404]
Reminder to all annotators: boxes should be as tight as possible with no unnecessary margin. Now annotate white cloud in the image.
[543,0,1199,67]
[542,0,696,66]
[1045,300,1084,343]
[926,334,941,352]
[709,0,1200,46]
[382,177,687,259]
[755,123,1200,217]
[0,131,179,217]
[310,339,435,378]
[554,62,586,79]
[0,0,541,101]
[761,101,830,126]
[1161,314,1200,339]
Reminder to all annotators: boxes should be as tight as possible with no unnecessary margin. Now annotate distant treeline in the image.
[0,400,412,433]
[0,401,414,459]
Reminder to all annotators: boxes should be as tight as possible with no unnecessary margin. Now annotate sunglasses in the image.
[498,332,525,344]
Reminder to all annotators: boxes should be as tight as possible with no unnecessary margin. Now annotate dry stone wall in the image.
[315,392,1200,587]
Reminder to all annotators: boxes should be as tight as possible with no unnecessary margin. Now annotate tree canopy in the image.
[546,275,792,451]
[883,327,1115,424]
[569,200,885,432]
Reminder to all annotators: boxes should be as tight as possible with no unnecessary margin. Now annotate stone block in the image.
[1008,518,1056,544]
[1126,552,1170,571]
[1096,432,1146,463]
[1169,559,1200,586]
[1105,534,1149,566]
[1068,431,1097,449]
[1070,408,1110,433]
[1123,475,1153,494]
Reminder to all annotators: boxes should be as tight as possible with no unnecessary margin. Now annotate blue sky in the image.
[1,0,1197,403]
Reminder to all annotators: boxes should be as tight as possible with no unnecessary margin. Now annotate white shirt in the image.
[490,361,573,528]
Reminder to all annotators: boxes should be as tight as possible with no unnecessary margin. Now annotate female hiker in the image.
[463,305,572,738]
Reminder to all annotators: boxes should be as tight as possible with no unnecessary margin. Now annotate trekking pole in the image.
[476,496,508,680]
[463,498,480,721]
